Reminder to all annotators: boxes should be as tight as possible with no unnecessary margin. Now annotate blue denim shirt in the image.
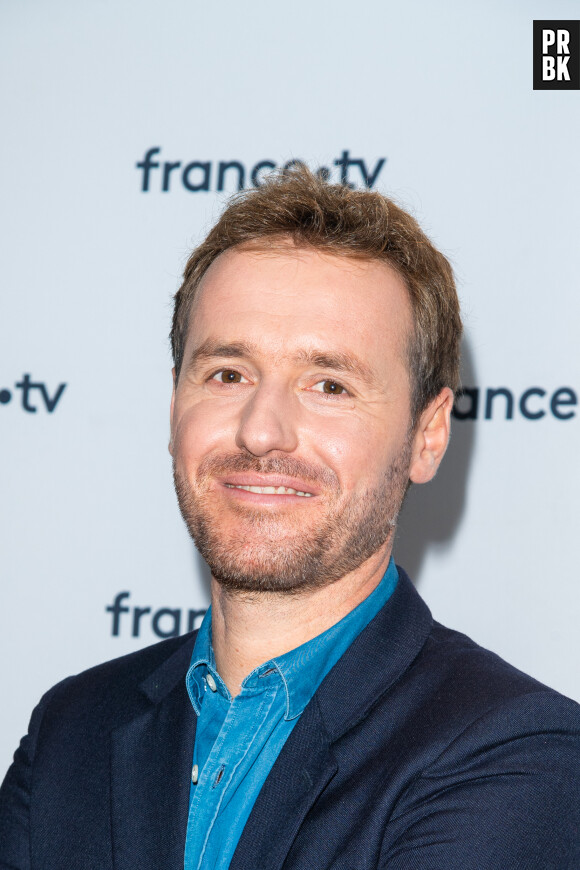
[183,558,399,870]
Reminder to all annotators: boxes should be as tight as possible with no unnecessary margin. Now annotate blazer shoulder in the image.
[428,618,577,698]
[407,618,580,743]
[379,623,580,864]
[38,630,198,729]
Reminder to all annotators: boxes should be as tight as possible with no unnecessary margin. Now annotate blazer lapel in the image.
[230,697,338,870]
[110,638,197,870]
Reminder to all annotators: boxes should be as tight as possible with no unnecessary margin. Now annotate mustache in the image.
[195,453,340,491]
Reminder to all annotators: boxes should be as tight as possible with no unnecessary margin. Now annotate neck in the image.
[210,544,392,697]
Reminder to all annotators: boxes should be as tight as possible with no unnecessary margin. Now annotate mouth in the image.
[217,472,320,502]
[224,484,313,497]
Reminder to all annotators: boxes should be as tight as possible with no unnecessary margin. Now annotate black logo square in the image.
[533,21,580,89]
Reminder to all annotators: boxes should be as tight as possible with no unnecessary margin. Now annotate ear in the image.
[169,368,177,456]
[408,387,454,485]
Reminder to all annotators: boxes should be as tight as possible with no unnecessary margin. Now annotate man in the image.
[1,169,579,869]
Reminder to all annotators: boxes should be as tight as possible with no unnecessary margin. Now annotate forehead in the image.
[187,245,412,375]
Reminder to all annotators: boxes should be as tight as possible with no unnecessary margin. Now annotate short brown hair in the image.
[171,168,461,423]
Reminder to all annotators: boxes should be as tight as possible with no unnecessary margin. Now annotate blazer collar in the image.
[139,631,197,703]
[315,565,432,741]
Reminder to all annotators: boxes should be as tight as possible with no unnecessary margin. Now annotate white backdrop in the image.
[1,0,579,777]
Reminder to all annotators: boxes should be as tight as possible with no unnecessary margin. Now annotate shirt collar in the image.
[186,558,399,721]
[186,608,224,715]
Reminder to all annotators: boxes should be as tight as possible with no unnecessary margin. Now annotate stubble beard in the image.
[173,447,412,596]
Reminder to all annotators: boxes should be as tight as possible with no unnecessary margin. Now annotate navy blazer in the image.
[1,568,579,869]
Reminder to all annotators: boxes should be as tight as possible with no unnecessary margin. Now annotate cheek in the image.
[172,401,231,468]
[308,410,410,493]
[307,419,385,492]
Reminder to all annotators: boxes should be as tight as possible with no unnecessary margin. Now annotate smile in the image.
[224,484,313,497]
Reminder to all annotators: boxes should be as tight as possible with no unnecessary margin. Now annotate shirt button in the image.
[191,764,199,784]
[206,673,217,692]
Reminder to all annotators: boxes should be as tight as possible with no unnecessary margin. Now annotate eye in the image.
[210,369,248,384]
[312,380,348,396]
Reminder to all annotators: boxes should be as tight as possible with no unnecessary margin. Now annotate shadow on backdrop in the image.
[394,335,477,585]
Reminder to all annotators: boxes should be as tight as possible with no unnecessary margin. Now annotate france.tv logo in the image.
[0,374,66,412]
[533,21,580,90]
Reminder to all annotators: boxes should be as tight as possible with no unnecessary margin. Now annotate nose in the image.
[235,382,299,456]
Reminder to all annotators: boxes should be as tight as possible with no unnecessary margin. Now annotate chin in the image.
[173,451,409,596]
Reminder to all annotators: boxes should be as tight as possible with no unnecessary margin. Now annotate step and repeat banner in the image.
[1,0,579,775]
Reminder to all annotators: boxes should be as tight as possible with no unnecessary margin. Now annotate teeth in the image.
[225,484,313,497]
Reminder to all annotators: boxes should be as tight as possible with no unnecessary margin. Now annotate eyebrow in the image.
[293,349,377,386]
[187,340,256,369]
[187,339,378,386]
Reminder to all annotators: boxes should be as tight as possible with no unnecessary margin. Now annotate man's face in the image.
[170,245,419,594]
